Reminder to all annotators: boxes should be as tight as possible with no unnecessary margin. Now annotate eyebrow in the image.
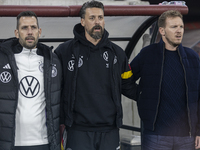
[89,14,103,17]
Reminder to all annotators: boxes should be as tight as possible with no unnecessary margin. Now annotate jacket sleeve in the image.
[197,64,200,136]
[130,51,142,82]
[121,55,138,100]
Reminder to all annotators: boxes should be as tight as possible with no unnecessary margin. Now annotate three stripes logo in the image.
[3,64,11,69]
[19,76,40,98]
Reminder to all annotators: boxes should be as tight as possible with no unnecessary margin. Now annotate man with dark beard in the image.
[54,1,137,150]
[130,10,200,150]
[0,11,62,150]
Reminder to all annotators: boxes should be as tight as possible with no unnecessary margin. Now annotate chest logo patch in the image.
[68,56,83,71]
[0,71,12,83]
[39,62,43,73]
[52,65,58,77]
[19,76,40,98]
[68,60,75,71]
[39,63,57,77]
[114,56,117,64]
[103,51,109,61]
[78,56,83,68]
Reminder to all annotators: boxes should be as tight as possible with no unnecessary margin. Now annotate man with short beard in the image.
[0,11,62,150]
[55,1,137,150]
[130,10,200,150]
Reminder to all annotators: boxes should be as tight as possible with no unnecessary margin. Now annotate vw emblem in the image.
[0,71,12,83]
[103,51,109,61]
[19,76,40,98]
[68,60,75,71]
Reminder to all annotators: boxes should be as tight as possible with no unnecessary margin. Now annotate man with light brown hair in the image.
[130,10,200,150]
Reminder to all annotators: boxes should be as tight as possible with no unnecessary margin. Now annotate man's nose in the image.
[27,27,33,34]
[95,18,100,24]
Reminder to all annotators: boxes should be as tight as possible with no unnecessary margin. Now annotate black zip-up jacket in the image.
[0,38,62,150]
[130,39,200,136]
[55,23,137,129]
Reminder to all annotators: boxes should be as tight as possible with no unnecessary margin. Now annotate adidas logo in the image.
[3,64,11,69]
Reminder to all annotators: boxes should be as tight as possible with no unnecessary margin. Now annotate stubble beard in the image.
[19,35,39,49]
[165,36,181,48]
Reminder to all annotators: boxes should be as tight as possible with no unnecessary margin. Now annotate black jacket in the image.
[130,39,200,136]
[0,38,62,150]
[55,23,136,129]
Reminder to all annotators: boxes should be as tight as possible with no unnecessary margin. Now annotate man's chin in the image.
[92,35,102,40]
[92,32,101,36]
[175,42,181,46]
[24,45,36,49]
[26,42,37,49]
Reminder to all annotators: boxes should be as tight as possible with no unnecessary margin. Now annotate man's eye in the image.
[22,27,27,29]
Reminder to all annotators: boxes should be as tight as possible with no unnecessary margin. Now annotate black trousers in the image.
[66,128,120,150]
[14,144,49,150]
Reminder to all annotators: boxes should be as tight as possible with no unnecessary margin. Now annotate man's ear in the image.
[81,18,85,27]
[14,29,19,38]
[38,28,42,38]
[159,27,165,36]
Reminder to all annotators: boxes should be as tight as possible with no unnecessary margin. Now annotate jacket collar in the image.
[0,37,52,59]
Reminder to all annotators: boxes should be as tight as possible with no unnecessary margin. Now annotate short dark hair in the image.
[80,0,104,19]
[158,10,183,28]
[16,11,39,29]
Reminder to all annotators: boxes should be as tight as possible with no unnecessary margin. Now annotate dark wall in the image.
[141,0,200,22]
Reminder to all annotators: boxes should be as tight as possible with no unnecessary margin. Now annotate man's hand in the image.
[195,136,200,149]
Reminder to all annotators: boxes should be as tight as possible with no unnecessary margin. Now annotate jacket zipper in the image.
[48,50,58,147]
[69,52,79,127]
[111,53,119,127]
[177,48,192,137]
[153,45,165,131]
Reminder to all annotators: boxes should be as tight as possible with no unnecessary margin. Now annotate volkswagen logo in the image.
[0,71,12,83]
[19,76,40,98]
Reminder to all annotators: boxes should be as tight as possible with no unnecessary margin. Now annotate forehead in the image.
[85,8,104,16]
[19,16,38,26]
[165,17,183,25]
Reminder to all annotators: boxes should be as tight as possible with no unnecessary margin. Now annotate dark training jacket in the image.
[55,23,137,129]
[130,39,200,136]
[0,38,62,150]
